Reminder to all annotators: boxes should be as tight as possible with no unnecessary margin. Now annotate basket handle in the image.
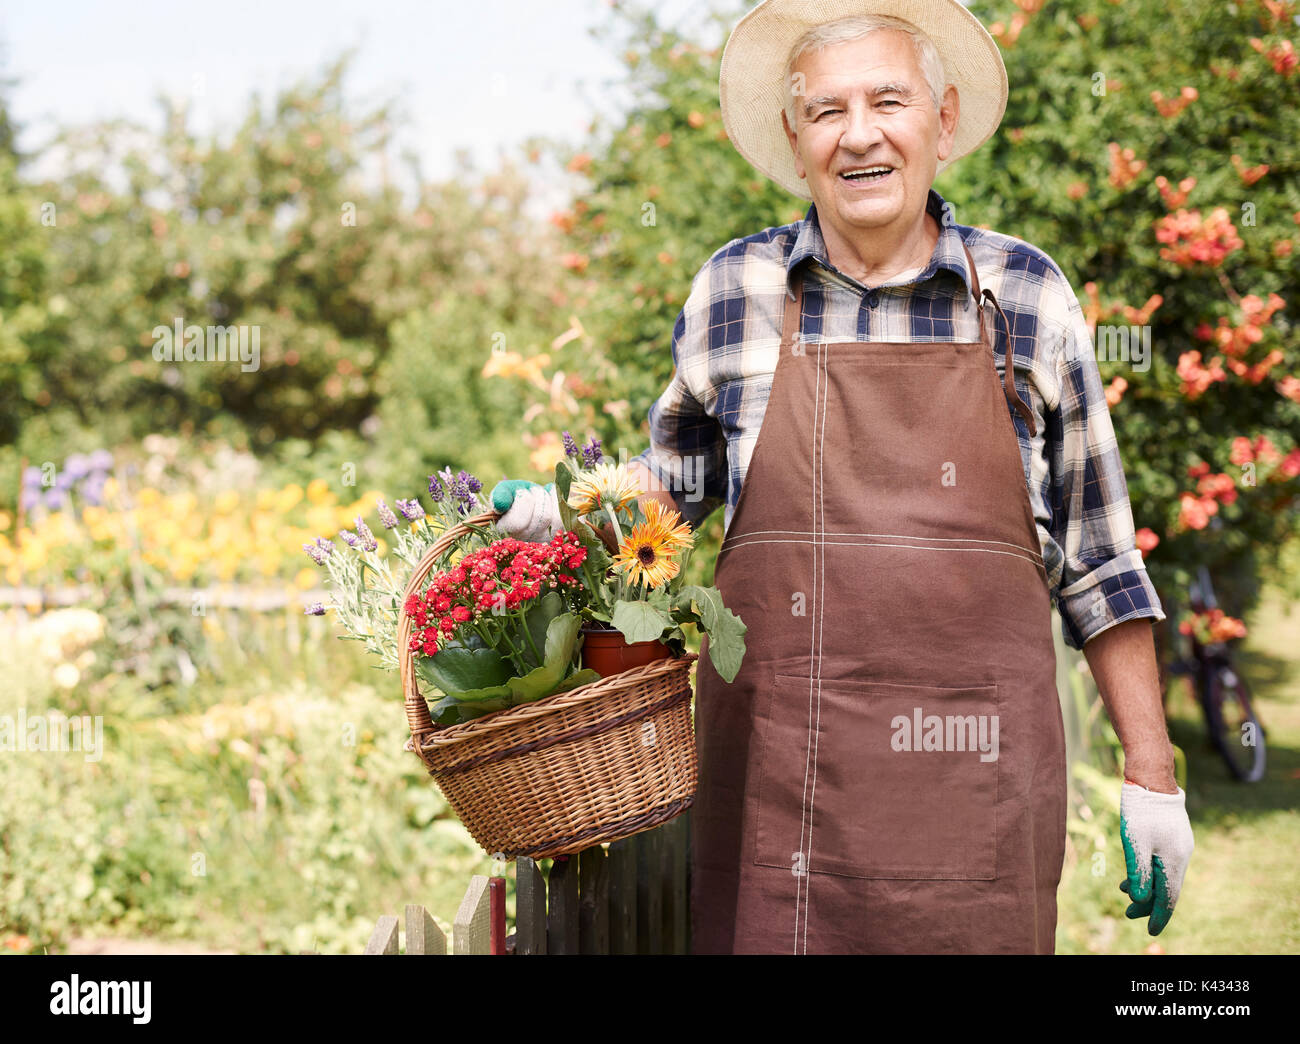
[398,508,503,744]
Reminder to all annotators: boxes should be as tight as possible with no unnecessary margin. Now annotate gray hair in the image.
[783,15,948,129]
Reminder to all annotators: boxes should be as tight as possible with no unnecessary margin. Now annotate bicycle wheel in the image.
[1200,660,1267,782]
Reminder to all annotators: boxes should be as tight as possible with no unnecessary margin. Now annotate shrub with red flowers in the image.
[403,532,588,672]
[1179,608,1249,646]
[937,0,1300,621]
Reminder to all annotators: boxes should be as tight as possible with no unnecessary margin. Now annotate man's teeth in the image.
[842,167,892,179]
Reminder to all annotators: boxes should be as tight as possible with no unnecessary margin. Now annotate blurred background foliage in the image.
[0,0,1296,954]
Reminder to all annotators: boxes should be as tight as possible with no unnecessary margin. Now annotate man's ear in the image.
[781,108,805,181]
[936,84,959,162]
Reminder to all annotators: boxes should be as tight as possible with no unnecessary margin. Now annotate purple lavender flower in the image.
[22,466,43,490]
[20,488,40,512]
[303,537,336,564]
[562,431,580,458]
[395,498,424,521]
[355,516,378,551]
[376,499,398,529]
[339,529,361,549]
[88,450,114,473]
[304,603,327,616]
[428,473,445,503]
[447,469,484,515]
[582,437,603,469]
[44,488,65,510]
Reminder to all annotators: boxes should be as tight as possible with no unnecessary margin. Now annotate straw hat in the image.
[719,0,1008,201]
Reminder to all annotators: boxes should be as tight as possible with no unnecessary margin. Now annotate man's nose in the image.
[838,101,885,153]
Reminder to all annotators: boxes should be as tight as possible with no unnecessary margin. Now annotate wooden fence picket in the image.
[363,915,399,955]
[405,904,445,955]
[578,845,610,954]
[453,875,491,955]
[515,857,547,955]
[356,811,693,956]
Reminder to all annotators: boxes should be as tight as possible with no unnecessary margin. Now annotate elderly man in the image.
[493,0,1193,955]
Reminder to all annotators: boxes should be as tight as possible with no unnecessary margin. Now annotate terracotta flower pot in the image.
[579,623,672,678]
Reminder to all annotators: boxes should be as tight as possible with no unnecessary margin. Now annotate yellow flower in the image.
[213,490,240,514]
[642,498,693,553]
[294,566,318,590]
[611,500,691,589]
[567,462,642,515]
[306,478,332,505]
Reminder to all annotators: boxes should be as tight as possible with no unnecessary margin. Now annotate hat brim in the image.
[720,0,1008,201]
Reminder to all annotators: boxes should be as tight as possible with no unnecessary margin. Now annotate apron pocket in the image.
[752,674,1001,880]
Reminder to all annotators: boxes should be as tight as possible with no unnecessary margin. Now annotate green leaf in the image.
[414,635,511,694]
[612,599,671,643]
[519,590,565,669]
[553,667,601,694]
[504,611,587,705]
[676,585,747,683]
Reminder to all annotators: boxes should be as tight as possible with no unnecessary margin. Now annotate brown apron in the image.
[691,244,1066,954]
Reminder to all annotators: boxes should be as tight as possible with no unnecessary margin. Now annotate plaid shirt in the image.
[630,187,1165,651]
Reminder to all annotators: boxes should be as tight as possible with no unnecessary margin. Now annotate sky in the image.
[1,0,727,208]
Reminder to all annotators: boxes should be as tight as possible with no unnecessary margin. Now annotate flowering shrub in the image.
[1179,608,1249,646]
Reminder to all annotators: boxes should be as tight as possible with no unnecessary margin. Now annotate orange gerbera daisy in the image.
[612,499,693,589]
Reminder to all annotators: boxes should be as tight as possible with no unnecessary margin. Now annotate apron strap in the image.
[782,270,805,351]
[962,242,1038,439]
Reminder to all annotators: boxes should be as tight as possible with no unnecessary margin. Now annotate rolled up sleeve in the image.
[1050,292,1166,650]
[630,288,727,532]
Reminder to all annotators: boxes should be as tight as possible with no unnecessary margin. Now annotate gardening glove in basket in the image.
[1118,781,1195,936]
[490,479,563,543]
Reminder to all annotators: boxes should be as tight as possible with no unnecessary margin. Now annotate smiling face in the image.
[782,29,958,243]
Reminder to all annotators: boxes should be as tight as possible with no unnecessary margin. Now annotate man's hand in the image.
[1118,781,1194,935]
[489,479,562,542]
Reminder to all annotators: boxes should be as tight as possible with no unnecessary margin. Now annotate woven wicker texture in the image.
[398,509,699,859]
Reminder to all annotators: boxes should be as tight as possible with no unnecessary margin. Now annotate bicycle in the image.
[1161,564,1267,783]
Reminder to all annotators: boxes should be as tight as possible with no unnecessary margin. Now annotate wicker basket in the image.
[398,509,698,859]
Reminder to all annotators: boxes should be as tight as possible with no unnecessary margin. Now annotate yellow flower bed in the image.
[1,476,391,588]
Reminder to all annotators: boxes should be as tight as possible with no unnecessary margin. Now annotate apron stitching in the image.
[723,529,1044,558]
[790,278,814,954]
[804,336,832,955]
[719,538,1047,572]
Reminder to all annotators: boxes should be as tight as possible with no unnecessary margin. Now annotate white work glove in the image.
[489,479,563,543]
[1118,781,1195,936]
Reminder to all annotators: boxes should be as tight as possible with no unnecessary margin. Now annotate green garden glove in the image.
[1118,781,1195,936]
[489,479,563,543]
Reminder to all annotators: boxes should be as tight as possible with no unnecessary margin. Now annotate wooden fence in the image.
[356,810,691,955]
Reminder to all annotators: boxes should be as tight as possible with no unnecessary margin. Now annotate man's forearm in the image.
[1081,617,1178,793]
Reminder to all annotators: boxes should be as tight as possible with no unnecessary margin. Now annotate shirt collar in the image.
[785,187,975,302]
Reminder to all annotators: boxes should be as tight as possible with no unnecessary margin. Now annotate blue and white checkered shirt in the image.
[630,187,1165,650]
